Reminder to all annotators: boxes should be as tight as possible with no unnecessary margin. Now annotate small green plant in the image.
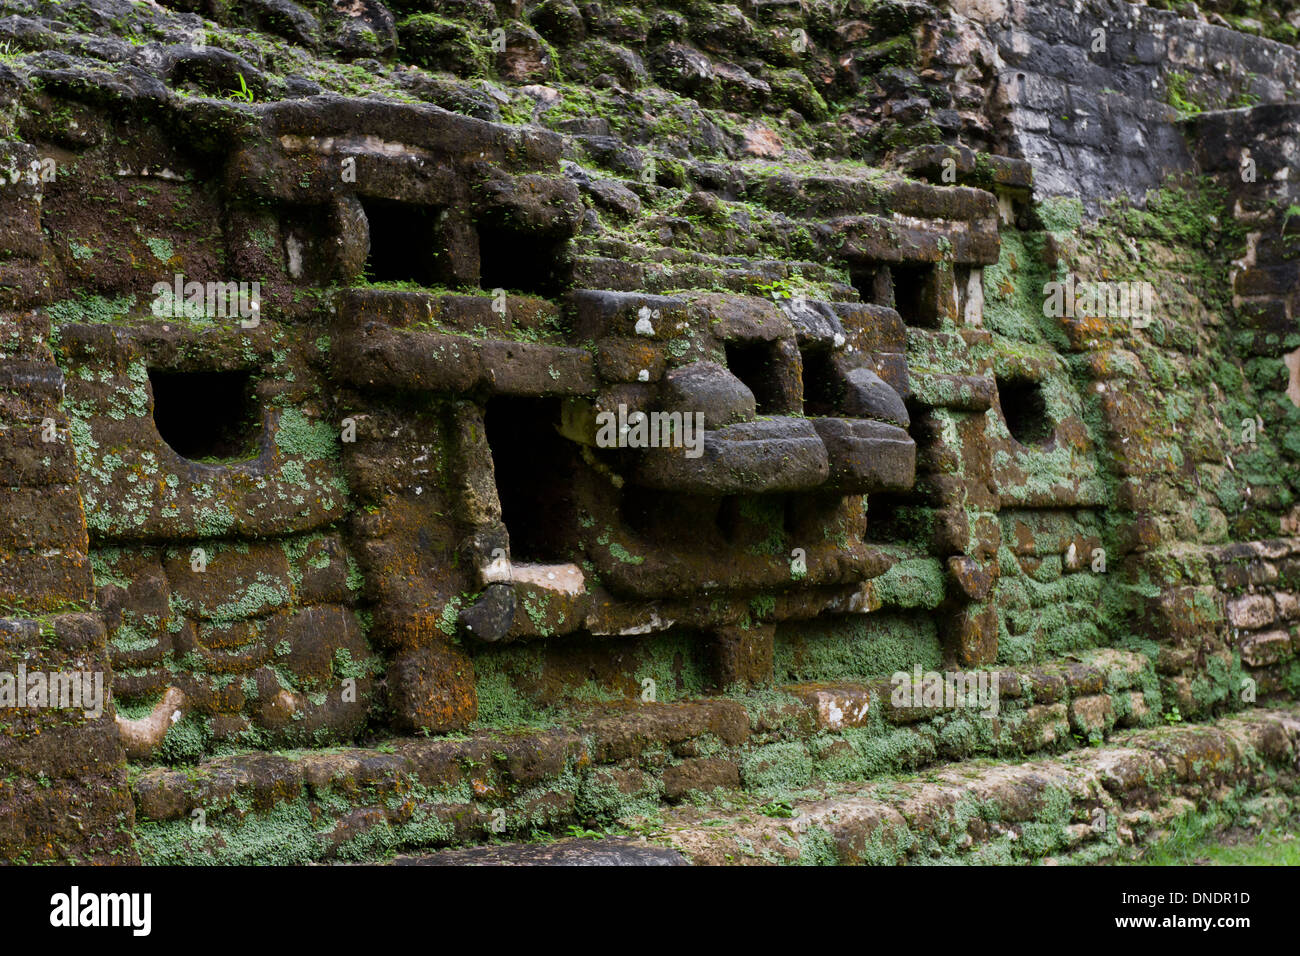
[1165,72,1202,116]
[1282,204,1300,234]
[758,800,796,819]
[754,274,810,301]
[564,824,605,839]
[228,73,256,103]
[1163,707,1183,726]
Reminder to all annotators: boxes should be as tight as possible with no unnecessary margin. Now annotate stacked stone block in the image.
[0,142,135,862]
[0,0,1294,864]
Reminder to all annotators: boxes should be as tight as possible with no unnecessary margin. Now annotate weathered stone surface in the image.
[1069,694,1115,737]
[459,583,517,643]
[634,417,829,494]
[388,644,478,733]
[660,360,755,428]
[2,0,1299,867]
[395,837,688,866]
[662,757,741,801]
[949,601,998,667]
[1013,703,1067,751]
[1228,593,1276,630]
[812,417,915,493]
[789,683,874,730]
[1239,630,1294,668]
[840,366,910,427]
[713,623,774,688]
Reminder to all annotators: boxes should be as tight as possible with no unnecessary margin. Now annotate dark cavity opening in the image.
[725,340,785,415]
[783,494,800,537]
[713,494,791,552]
[997,376,1054,446]
[361,197,440,285]
[800,347,840,417]
[149,369,262,462]
[484,396,574,563]
[850,264,890,305]
[169,58,255,100]
[785,494,838,541]
[715,495,742,543]
[477,226,567,297]
[281,203,334,284]
[890,264,940,329]
[620,486,676,539]
[864,491,921,544]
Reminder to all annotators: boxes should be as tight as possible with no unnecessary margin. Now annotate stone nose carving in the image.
[632,356,914,496]
[633,415,832,494]
[332,288,916,499]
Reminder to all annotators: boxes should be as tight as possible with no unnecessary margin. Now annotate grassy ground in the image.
[1123,821,1300,866]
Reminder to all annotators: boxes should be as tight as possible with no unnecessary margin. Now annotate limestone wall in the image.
[0,0,1296,863]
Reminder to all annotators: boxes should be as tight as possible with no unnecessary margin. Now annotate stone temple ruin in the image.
[2,0,1300,865]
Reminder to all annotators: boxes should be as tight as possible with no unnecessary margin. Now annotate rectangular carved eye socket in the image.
[890,263,940,329]
[477,223,567,298]
[996,375,1054,447]
[724,340,785,415]
[799,346,840,417]
[359,196,441,286]
[484,396,574,563]
[148,368,261,463]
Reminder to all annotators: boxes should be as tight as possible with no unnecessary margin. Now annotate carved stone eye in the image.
[724,340,790,414]
[890,263,941,329]
[358,197,441,286]
[996,375,1054,447]
[484,395,571,564]
[149,368,262,463]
